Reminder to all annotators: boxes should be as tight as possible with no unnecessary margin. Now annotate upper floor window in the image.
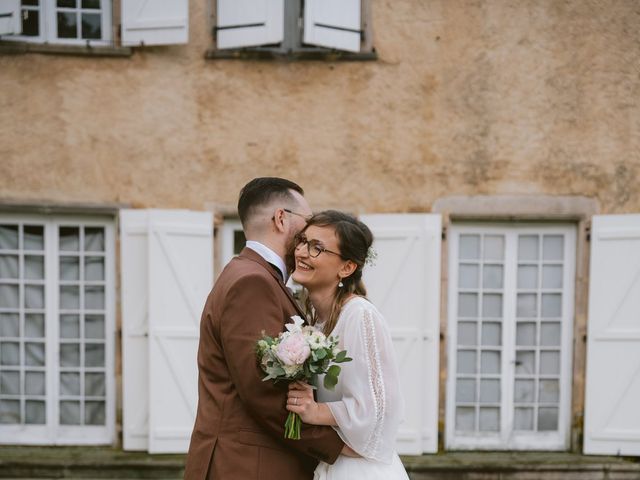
[214,0,374,58]
[1,0,112,46]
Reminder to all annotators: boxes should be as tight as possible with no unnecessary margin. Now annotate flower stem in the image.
[284,412,301,440]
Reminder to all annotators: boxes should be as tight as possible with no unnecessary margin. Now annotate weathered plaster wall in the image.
[1,0,639,213]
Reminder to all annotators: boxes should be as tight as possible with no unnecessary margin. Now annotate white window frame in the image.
[0,213,115,445]
[220,218,244,271]
[445,223,576,451]
[2,0,112,46]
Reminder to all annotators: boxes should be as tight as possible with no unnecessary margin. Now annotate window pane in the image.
[81,13,101,39]
[482,294,502,318]
[516,322,536,346]
[24,226,44,251]
[25,255,44,280]
[457,322,477,346]
[59,227,80,251]
[0,226,19,250]
[60,285,80,309]
[455,406,475,431]
[85,400,105,425]
[0,284,19,309]
[57,0,76,7]
[541,322,561,346]
[457,350,476,374]
[539,379,559,403]
[518,235,538,261]
[23,0,40,5]
[1,342,20,365]
[516,293,537,318]
[85,286,104,309]
[85,343,104,367]
[542,265,563,289]
[25,342,45,366]
[456,378,476,402]
[0,371,20,395]
[85,372,105,396]
[60,314,80,338]
[25,314,45,338]
[514,407,534,430]
[540,351,560,375]
[514,379,535,403]
[25,285,44,309]
[480,351,500,374]
[0,399,20,424]
[233,230,246,255]
[482,265,503,289]
[60,372,80,395]
[483,236,504,261]
[543,235,564,261]
[85,314,104,339]
[479,407,499,431]
[82,0,100,8]
[25,400,46,424]
[458,264,479,288]
[0,255,19,279]
[25,371,45,395]
[0,313,20,337]
[459,235,480,260]
[538,407,559,431]
[60,256,79,281]
[517,265,538,289]
[458,293,478,317]
[479,379,500,403]
[22,9,40,36]
[60,343,80,367]
[481,322,501,346]
[516,350,535,375]
[59,400,80,425]
[85,257,104,281]
[57,11,78,38]
[541,293,562,318]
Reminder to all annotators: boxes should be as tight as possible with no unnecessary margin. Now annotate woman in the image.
[286,211,409,480]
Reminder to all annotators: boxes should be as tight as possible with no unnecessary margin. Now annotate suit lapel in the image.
[238,247,306,318]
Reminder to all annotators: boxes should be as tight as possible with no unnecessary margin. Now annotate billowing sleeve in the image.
[325,303,404,463]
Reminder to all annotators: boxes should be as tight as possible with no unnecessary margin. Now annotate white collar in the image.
[245,240,287,282]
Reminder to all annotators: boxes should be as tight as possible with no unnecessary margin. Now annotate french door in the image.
[446,223,576,450]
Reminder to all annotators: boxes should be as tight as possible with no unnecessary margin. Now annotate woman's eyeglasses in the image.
[294,233,343,258]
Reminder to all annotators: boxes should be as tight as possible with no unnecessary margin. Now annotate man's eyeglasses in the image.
[284,209,313,222]
[294,233,343,258]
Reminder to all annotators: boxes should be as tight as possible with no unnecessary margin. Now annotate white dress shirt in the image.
[245,240,288,282]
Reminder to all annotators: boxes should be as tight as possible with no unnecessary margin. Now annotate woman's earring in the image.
[338,280,344,288]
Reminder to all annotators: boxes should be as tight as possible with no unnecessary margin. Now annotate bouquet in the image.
[256,315,351,439]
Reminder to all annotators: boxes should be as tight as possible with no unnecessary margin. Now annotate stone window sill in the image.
[0,41,132,57]
[205,48,377,62]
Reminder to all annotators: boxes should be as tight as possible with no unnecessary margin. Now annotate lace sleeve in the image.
[325,300,404,463]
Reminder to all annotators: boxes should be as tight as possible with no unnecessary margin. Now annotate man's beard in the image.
[284,234,298,275]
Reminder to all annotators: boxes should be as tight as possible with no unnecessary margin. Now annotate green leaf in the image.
[336,356,352,363]
[315,348,327,360]
[335,350,347,362]
[324,373,338,390]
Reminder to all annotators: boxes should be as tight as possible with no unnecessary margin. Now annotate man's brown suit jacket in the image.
[184,247,343,479]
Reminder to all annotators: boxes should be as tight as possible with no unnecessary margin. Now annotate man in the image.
[184,177,345,479]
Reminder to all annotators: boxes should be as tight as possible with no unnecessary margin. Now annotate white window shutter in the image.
[360,214,442,454]
[303,0,361,53]
[0,0,21,36]
[584,214,640,456]
[120,210,151,451]
[216,0,284,49]
[147,210,213,453]
[121,0,188,46]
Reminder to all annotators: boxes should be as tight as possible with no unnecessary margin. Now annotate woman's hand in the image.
[286,381,319,425]
[341,444,360,457]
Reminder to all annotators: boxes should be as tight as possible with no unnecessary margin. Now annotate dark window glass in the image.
[21,9,39,36]
[22,0,39,6]
[81,13,100,39]
[82,0,100,8]
[57,12,77,38]
[57,0,76,7]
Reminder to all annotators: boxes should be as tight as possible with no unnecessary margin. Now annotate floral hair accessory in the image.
[365,247,377,266]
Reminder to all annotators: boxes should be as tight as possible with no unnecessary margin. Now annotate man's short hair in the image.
[237,177,304,226]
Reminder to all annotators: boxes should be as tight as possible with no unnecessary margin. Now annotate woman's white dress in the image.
[314,297,409,480]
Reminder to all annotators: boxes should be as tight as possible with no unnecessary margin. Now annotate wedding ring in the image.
[294,397,298,405]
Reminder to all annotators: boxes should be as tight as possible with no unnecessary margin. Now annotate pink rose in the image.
[276,332,311,366]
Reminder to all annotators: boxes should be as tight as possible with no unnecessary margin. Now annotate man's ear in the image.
[339,260,357,279]
[272,208,287,233]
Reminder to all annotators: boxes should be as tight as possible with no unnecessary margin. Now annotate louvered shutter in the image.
[361,214,442,454]
[303,0,361,52]
[584,214,640,456]
[217,0,284,49]
[121,0,188,46]
[0,0,21,35]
